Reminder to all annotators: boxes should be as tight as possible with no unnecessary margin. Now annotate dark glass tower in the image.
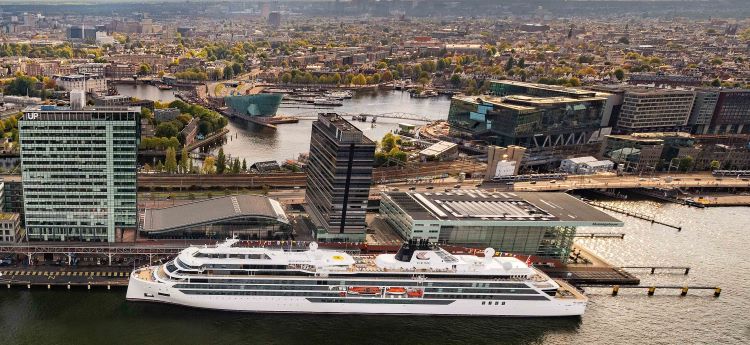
[305,113,375,242]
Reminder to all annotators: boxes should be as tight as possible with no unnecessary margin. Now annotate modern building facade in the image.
[707,89,750,134]
[20,104,139,242]
[379,190,621,261]
[449,81,614,167]
[615,88,695,133]
[305,113,375,242]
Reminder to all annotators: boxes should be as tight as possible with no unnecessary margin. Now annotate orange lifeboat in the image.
[347,286,381,295]
[406,289,424,298]
[386,287,407,295]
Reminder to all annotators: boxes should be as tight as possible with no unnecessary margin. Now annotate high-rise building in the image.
[305,113,375,242]
[615,88,695,133]
[20,103,139,242]
[268,11,281,28]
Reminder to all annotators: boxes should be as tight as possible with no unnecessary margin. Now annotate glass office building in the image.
[20,105,139,242]
[379,190,622,261]
[448,80,614,166]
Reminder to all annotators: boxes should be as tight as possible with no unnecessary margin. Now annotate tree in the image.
[155,122,179,138]
[504,56,515,72]
[281,73,292,83]
[231,62,242,75]
[709,160,721,171]
[711,78,721,87]
[614,68,625,81]
[382,70,393,82]
[678,156,694,172]
[202,156,216,174]
[223,66,235,79]
[231,158,241,174]
[450,74,462,87]
[5,76,38,96]
[138,63,152,75]
[155,160,164,172]
[617,36,630,45]
[165,147,178,173]
[516,57,525,69]
[242,159,247,172]
[216,148,227,174]
[179,148,190,173]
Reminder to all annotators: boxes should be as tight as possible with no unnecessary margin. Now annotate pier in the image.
[583,285,722,297]
[621,266,691,275]
[574,232,626,239]
[583,199,682,231]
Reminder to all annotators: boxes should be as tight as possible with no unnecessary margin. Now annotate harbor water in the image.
[218,89,452,163]
[0,203,748,344]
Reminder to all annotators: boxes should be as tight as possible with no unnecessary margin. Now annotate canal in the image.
[116,84,453,164]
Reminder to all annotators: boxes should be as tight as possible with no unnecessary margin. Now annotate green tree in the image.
[242,159,247,172]
[231,62,242,75]
[138,63,152,75]
[614,68,625,81]
[216,148,227,174]
[231,158,241,174]
[709,160,721,171]
[618,36,630,45]
[281,72,292,83]
[516,57,525,69]
[711,78,721,87]
[155,122,179,138]
[5,76,38,96]
[179,148,190,173]
[223,66,235,79]
[450,74,462,87]
[678,156,694,172]
[165,147,178,173]
[504,56,515,71]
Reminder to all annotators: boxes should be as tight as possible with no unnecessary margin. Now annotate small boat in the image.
[313,97,343,106]
[326,90,353,99]
[348,286,381,295]
[386,287,407,295]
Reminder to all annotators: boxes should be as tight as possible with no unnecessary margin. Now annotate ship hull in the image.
[126,271,586,317]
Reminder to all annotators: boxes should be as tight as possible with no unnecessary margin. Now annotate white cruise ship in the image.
[126,239,587,317]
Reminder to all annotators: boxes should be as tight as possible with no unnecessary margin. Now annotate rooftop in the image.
[383,190,622,226]
[141,195,289,233]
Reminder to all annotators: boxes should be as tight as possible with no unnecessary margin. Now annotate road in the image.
[511,172,750,191]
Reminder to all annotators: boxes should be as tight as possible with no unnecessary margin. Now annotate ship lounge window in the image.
[228,254,244,259]
[482,301,485,305]
[175,258,201,270]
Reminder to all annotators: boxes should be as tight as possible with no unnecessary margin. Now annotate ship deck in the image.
[554,279,587,300]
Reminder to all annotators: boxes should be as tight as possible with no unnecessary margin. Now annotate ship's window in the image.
[494,301,499,305]
[502,302,506,305]
[482,301,485,305]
